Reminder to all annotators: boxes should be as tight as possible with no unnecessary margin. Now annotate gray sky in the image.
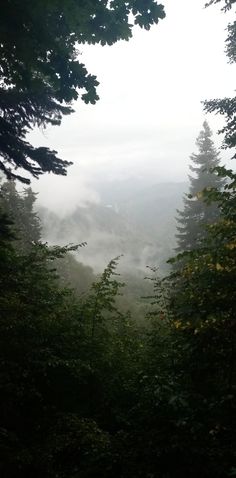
[30,0,236,213]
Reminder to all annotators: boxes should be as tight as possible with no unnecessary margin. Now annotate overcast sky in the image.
[30,0,236,213]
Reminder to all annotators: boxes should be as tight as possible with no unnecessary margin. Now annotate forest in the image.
[0,1,236,477]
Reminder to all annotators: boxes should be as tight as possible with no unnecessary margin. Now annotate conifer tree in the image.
[176,121,224,252]
[0,180,41,252]
[21,187,42,248]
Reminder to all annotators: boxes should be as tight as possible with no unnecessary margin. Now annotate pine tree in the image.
[176,121,224,252]
[21,187,41,248]
[0,180,22,233]
[0,180,41,252]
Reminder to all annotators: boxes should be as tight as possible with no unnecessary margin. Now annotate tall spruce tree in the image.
[176,121,224,252]
[0,180,41,252]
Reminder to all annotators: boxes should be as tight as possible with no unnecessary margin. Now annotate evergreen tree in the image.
[0,180,41,252]
[0,180,22,230]
[176,121,223,252]
[20,187,42,249]
[165,166,236,478]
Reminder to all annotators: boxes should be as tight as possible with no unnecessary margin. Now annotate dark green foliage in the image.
[0,0,165,183]
[163,3,236,472]
[204,96,236,157]
[0,180,41,252]
[0,175,235,477]
[166,167,236,477]
[55,251,96,296]
[204,0,236,157]
[0,207,141,477]
[226,20,236,63]
[205,0,236,11]
[176,121,223,252]
[111,167,236,478]
[0,254,112,478]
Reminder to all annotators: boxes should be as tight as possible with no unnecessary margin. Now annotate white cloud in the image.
[29,0,235,209]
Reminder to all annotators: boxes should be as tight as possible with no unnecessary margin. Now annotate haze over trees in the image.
[38,179,186,274]
[0,0,236,477]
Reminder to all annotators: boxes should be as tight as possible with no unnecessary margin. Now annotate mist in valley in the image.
[1,1,236,476]
[38,178,187,276]
[26,0,234,281]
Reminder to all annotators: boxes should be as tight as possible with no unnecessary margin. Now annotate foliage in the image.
[55,251,96,295]
[204,96,236,157]
[204,0,236,156]
[175,121,223,252]
[0,210,142,477]
[205,0,236,11]
[111,166,236,478]
[0,170,235,477]
[0,179,41,252]
[0,0,165,183]
[166,166,236,477]
[0,216,84,476]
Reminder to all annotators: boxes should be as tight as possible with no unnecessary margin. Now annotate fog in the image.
[1,1,235,469]
[26,0,235,215]
[23,0,235,272]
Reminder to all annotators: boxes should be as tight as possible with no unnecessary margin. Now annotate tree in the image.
[175,121,224,252]
[204,0,236,157]
[206,0,236,10]
[0,0,165,183]
[165,166,236,478]
[21,187,42,247]
[55,252,96,295]
[0,199,143,477]
[0,180,41,252]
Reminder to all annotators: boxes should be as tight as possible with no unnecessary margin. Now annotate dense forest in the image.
[0,1,236,477]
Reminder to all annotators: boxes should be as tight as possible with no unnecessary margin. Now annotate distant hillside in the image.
[39,180,187,274]
[94,179,187,267]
